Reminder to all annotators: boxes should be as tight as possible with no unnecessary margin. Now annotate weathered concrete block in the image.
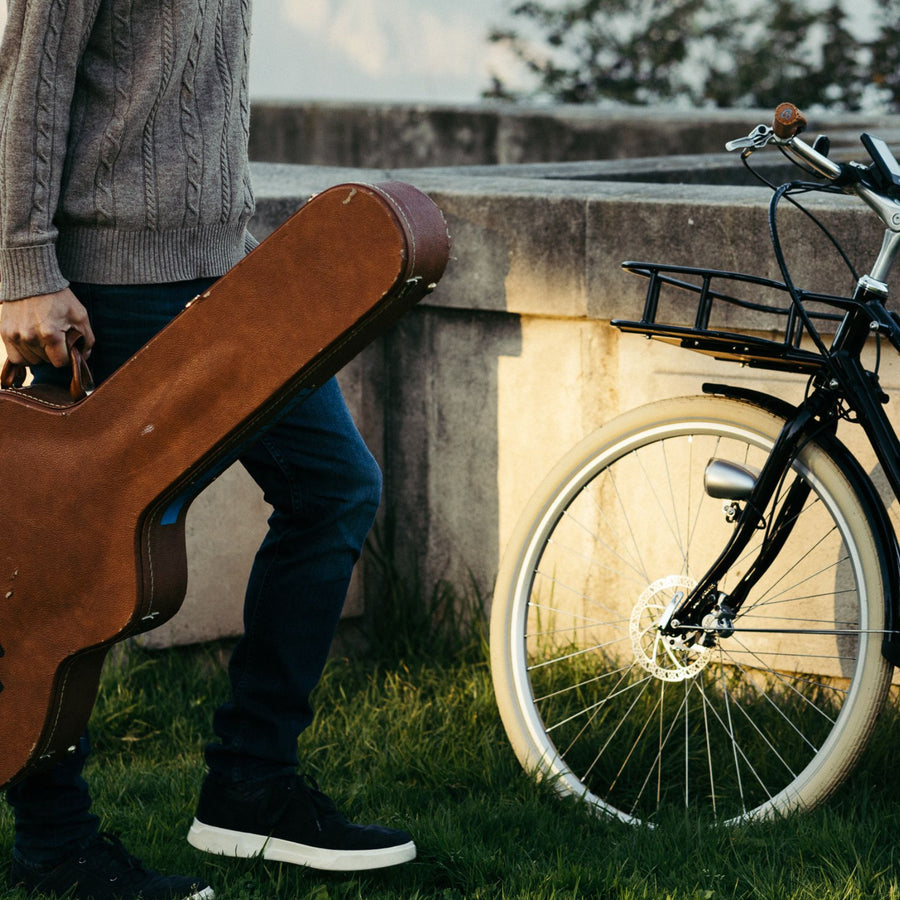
[247,100,889,170]
[137,147,900,649]
[424,185,589,317]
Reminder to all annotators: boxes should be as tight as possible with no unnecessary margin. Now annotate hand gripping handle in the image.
[0,329,95,401]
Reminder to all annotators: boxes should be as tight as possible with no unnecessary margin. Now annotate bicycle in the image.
[490,102,900,827]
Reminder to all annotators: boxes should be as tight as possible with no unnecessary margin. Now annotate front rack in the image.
[612,263,854,374]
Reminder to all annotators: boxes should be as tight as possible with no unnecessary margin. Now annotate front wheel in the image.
[491,395,892,826]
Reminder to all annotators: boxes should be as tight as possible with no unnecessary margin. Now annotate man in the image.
[0,2,416,898]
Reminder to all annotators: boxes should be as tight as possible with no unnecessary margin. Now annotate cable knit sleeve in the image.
[0,0,102,301]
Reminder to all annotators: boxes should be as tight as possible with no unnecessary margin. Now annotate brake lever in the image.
[725,124,775,153]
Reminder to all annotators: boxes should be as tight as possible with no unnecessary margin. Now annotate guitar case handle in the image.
[0,329,95,402]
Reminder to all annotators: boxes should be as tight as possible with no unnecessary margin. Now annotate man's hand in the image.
[0,288,95,368]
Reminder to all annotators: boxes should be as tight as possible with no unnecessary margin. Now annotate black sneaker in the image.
[187,773,416,872]
[10,832,214,900]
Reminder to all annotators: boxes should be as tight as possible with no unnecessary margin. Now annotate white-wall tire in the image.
[491,396,892,825]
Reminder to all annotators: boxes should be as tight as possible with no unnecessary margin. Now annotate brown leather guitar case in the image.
[0,181,450,789]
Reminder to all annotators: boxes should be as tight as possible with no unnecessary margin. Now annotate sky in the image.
[0,0,518,104]
[255,0,517,102]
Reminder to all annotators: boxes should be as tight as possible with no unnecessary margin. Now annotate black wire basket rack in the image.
[612,262,855,375]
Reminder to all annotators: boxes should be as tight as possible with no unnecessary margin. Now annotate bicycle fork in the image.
[658,384,841,647]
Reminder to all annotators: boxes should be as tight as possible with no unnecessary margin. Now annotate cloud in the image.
[284,0,330,33]
[279,0,491,80]
[327,0,391,76]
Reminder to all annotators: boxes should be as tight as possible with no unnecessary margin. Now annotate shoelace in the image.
[297,774,342,832]
[77,833,145,884]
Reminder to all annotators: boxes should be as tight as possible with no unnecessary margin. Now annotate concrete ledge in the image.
[144,149,898,645]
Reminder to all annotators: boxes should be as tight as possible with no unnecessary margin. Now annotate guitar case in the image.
[0,181,450,789]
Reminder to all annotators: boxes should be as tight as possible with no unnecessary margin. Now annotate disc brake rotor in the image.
[630,575,712,682]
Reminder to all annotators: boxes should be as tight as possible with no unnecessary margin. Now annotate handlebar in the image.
[726,103,900,285]
[730,103,900,249]
[771,103,843,182]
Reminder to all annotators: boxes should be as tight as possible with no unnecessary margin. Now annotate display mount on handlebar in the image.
[860,133,900,197]
[726,101,900,237]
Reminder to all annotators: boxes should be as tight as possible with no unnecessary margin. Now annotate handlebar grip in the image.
[773,102,807,139]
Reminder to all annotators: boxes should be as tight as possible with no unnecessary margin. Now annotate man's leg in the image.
[189,380,415,870]
[204,378,381,780]
[6,735,99,869]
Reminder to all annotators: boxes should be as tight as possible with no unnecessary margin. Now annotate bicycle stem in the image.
[868,230,900,284]
[779,133,900,241]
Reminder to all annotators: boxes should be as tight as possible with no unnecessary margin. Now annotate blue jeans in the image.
[6,279,382,865]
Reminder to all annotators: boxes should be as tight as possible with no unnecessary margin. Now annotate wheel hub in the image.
[630,575,712,682]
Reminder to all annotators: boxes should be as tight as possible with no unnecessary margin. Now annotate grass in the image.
[4,594,900,899]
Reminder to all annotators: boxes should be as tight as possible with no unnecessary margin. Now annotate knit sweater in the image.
[0,0,255,302]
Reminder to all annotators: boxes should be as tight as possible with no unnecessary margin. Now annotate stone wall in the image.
[247,100,897,168]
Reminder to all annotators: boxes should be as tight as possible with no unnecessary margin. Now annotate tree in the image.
[704,0,861,109]
[868,0,900,108]
[486,0,730,105]
[485,0,880,111]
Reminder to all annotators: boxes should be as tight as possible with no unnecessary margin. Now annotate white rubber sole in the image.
[186,818,417,872]
[189,888,216,900]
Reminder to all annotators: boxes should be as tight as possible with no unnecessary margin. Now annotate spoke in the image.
[620,684,694,816]
[561,464,653,583]
[532,663,633,703]
[683,436,719,582]
[543,667,653,734]
[740,520,847,612]
[741,587,859,616]
[526,595,631,632]
[715,661,808,767]
[605,688,664,799]
[729,488,819,577]
[700,680,792,804]
[717,638,840,728]
[747,555,851,616]
[629,442,695,575]
[720,664,748,815]
[698,678,717,817]
[684,679,691,808]
[658,683,665,807]
[728,628,866,638]
[549,515,650,588]
[573,668,656,784]
[531,568,642,619]
[604,463,652,582]
[549,662,639,760]
[561,474,651,577]
[527,634,629,672]
[714,645,858,666]
[626,682,695,812]
[736,612,860,626]
[527,620,627,641]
